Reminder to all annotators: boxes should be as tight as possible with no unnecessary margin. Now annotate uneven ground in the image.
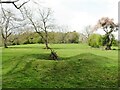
[2,44,118,88]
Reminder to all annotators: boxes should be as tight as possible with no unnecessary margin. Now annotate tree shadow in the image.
[8,47,41,49]
[28,53,69,60]
[28,52,111,62]
[112,48,120,51]
[28,53,50,60]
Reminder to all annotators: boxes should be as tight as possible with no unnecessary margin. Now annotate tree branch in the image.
[12,0,30,9]
[0,0,19,3]
[6,32,12,38]
[0,0,30,9]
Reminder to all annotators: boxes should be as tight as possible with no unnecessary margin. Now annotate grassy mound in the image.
[2,44,118,88]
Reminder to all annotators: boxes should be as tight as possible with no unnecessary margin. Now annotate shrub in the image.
[88,34,102,48]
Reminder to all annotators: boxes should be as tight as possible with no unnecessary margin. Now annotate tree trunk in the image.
[105,45,111,50]
[104,33,112,50]
[44,35,50,49]
[4,39,8,48]
[45,40,50,49]
[44,30,50,49]
[49,49,58,60]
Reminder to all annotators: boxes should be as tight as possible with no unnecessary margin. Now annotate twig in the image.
[0,0,30,9]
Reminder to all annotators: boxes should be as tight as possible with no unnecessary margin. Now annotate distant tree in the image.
[8,34,19,45]
[0,8,20,48]
[83,25,93,39]
[71,31,79,43]
[65,31,79,43]
[58,25,69,43]
[94,17,118,50]
[88,34,102,48]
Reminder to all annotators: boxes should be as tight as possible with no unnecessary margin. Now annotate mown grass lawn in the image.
[2,44,118,88]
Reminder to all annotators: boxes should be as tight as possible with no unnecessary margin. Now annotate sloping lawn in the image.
[2,44,118,88]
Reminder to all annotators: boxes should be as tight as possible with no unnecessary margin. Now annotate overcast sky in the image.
[40,0,119,30]
[1,0,119,37]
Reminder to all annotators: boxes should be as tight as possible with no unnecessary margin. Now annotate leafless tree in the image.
[82,25,93,39]
[58,25,70,43]
[24,7,59,60]
[0,8,21,48]
[24,7,54,49]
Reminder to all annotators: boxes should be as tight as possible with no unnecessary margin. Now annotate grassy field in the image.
[2,44,118,88]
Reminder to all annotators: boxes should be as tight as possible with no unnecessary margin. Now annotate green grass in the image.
[2,44,118,88]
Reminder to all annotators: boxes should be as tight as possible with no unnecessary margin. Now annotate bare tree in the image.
[23,7,59,60]
[0,0,30,9]
[57,25,69,43]
[83,25,93,39]
[0,9,13,48]
[24,7,54,49]
[0,8,21,48]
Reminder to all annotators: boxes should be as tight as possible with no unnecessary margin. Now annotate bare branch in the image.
[24,7,54,49]
[24,7,45,40]
[12,0,30,9]
[0,0,30,9]
[0,0,19,3]
[1,29,5,39]
[6,32,12,38]
[0,7,22,48]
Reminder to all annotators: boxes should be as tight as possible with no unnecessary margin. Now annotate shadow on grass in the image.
[28,53,74,60]
[3,52,116,88]
[8,47,41,49]
[28,53,50,60]
[8,46,66,50]
[27,53,110,63]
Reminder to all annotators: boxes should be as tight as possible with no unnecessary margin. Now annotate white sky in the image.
[1,0,119,38]
[41,0,119,39]
[40,0,119,30]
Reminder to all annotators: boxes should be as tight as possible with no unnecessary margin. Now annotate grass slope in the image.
[2,44,118,88]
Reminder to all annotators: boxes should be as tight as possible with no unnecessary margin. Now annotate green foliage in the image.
[112,40,118,46]
[48,31,79,44]
[2,44,118,88]
[23,39,31,44]
[88,33,118,49]
[88,34,102,48]
[112,39,118,46]
[96,17,118,50]
[6,31,80,46]
[65,31,79,43]
[101,34,118,46]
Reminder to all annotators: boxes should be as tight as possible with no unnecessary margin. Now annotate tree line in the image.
[0,30,118,48]
[0,31,81,46]
[0,0,119,51]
